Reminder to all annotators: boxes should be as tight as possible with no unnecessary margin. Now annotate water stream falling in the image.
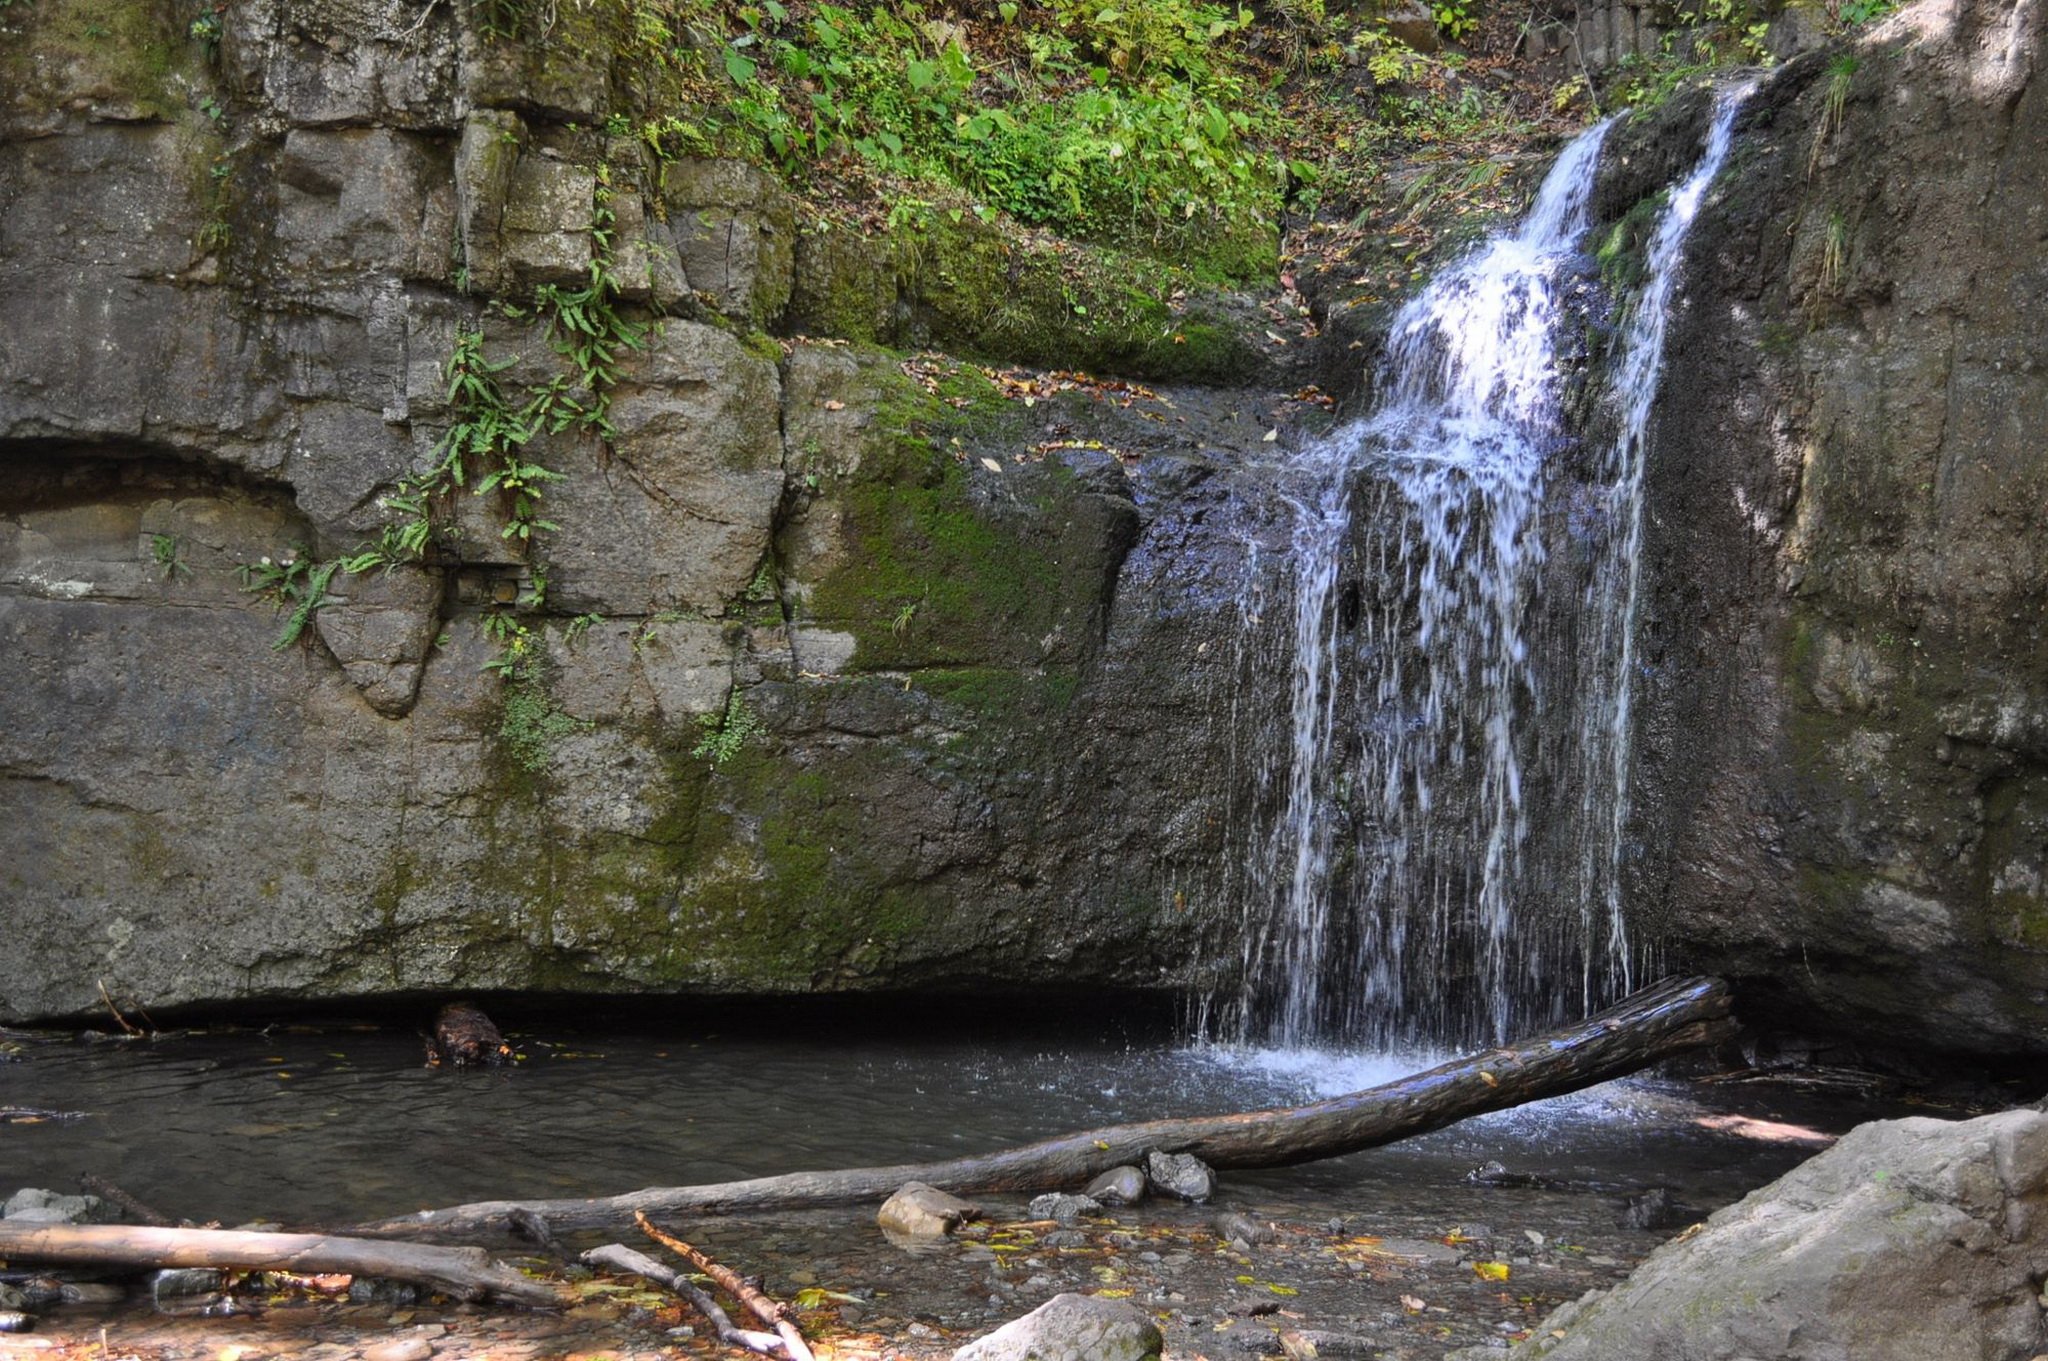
[1235,86,1754,1052]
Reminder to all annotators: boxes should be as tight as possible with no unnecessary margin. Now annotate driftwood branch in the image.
[583,1244,788,1357]
[0,1223,562,1307]
[78,1175,174,1228]
[352,976,1734,1241]
[636,1212,815,1361]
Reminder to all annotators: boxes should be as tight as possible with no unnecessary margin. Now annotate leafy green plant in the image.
[481,609,539,678]
[237,551,339,650]
[149,533,191,582]
[692,690,762,769]
[1833,0,1898,26]
[1430,0,1478,41]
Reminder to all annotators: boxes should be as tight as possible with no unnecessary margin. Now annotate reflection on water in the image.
[1,1021,1864,1228]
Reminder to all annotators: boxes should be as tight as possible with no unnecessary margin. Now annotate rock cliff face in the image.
[1628,0,2048,1055]
[0,0,1273,1021]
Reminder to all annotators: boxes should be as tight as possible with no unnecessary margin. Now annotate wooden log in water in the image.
[351,976,1735,1242]
[0,1222,562,1306]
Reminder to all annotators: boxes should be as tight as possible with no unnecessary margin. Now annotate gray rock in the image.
[3,1189,106,1224]
[1085,1166,1147,1206]
[1380,0,1441,52]
[0,1284,24,1311]
[151,1268,225,1312]
[1278,1330,1377,1360]
[1027,1193,1102,1227]
[1144,1151,1213,1203]
[878,1183,982,1241]
[1621,0,2048,1058]
[953,1292,1163,1361]
[313,563,445,717]
[1619,1186,1692,1231]
[658,159,794,326]
[1462,1109,2048,1361]
[1212,1211,1275,1246]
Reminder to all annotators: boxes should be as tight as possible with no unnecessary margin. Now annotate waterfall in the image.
[1235,86,1753,1051]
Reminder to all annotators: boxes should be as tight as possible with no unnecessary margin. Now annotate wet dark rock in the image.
[1468,1109,2048,1361]
[954,1292,1163,1361]
[1026,1193,1102,1227]
[1086,1167,1148,1206]
[0,1312,31,1334]
[1145,1151,1214,1203]
[1624,0,2048,1058]
[150,1269,225,1313]
[347,1278,419,1306]
[428,1003,512,1069]
[1619,1186,1693,1231]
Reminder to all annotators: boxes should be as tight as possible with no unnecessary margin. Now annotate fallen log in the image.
[351,976,1734,1241]
[0,1222,561,1307]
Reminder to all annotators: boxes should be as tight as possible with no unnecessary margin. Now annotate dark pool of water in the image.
[0,1018,1889,1231]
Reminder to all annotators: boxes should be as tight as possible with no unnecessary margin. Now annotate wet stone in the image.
[1027,1193,1102,1226]
[1086,1166,1148,1205]
[151,1268,225,1311]
[1213,1211,1275,1245]
[1145,1151,1214,1203]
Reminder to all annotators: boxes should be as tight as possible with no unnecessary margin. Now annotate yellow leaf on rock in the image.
[1474,1261,1511,1281]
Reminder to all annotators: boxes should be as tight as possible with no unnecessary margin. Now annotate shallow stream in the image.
[0,1013,1916,1358]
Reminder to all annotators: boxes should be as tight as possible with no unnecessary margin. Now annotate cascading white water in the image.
[1235,86,1753,1051]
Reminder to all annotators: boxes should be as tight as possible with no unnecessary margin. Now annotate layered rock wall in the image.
[1628,0,2048,1054]
[0,0,1258,1021]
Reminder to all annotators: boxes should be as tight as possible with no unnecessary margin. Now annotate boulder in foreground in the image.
[1464,1108,2048,1361]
